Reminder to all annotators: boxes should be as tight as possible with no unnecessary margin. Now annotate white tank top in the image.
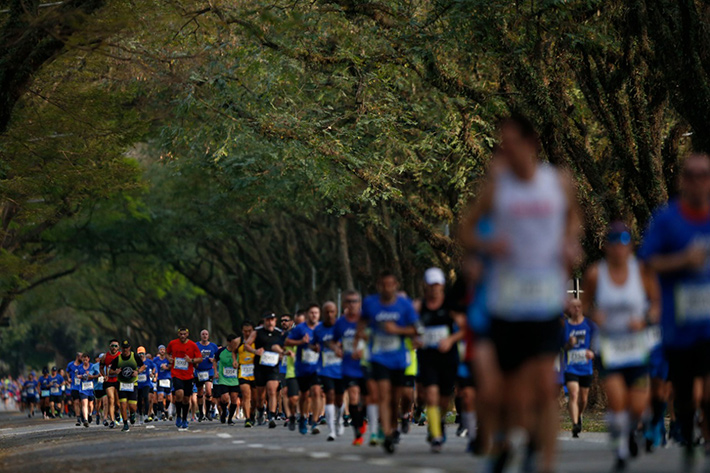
[487,164,568,320]
[595,257,647,334]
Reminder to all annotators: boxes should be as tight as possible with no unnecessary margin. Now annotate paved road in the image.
[0,410,691,472]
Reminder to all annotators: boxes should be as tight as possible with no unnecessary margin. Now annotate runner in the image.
[66,352,83,426]
[357,271,420,453]
[108,340,146,432]
[582,222,659,471]
[154,344,172,421]
[49,367,63,418]
[279,313,296,427]
[246,311,285,429]
[93,354,106,426]
[332,290,368,445]
[313,301,345,441]
[639,152,710,470]
[195,329,218,422]
[102,339,121,428]
[77,353,100,427]
[39,368,53,419]
[214,334,240,424]
[23,372,39,418]
[563,298,596,438]
[136,346,155,424]
[284,311,305,431]
[237,321,256,427]
[166,328,202,430]
[414,268,464,452]
[287,303,323,435]
[460,115,582,472]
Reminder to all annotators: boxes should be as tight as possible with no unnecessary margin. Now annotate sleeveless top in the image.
[237,343,255,380]
[596,257,647,334]
[487,164,568,320]
[116,352,138,384]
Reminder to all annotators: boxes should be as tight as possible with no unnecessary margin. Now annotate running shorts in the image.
[370,362,406,387]
[320,376,345,395]
[489,317,562,373]
[564,373,593,388]
[417,350,457,396]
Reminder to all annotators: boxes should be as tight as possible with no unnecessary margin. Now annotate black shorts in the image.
[238,378,255,389]
[320,376,345,395]
[172,377,194,394]
[343,376,368,396]
[216,384,240,395]
[50,395,63,403]
[118,388,138,403]
[370,362,407,387]
[490,317,563,373]
[255,365,281,387]
[284,378,299,398]
[70,390,81,401]
[602,365,649,388]
[94,389,106,399]
[456,374,476,389]
[417,350,457,396]
[667,340,710,383]
[564,373,593,388]
[104,381,119,392]
[297,372,320,393]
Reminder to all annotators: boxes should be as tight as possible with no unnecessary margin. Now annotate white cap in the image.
[423,267,446,286]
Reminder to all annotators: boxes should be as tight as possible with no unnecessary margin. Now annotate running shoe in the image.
[327,434,336,441]
[311,424,320,435]
[431,438,443,453]
[269,419,277,429]
[299,417,308,435]
[121,423,130,432]
[83,419,89,428]
[288,416,296,431]
[109,420,115,429]
[383,434,396,454]
[182,419,189,430]
[352,436,364,446]
[175,417,182,429]
[245,419,253,428]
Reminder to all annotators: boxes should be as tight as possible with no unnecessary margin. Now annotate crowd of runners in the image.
[5,116,710,473]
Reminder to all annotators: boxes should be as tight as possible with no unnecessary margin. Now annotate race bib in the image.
[372,334,401,354]
[600,332,650,369]
[174,357,189,370]
[675,283,710,324]
[302,349,319,364]
[41,390,50,397]
[120,382,135,392]
[566,349,588,365]
[98,376,105,384]
[342,337,355,354]
[646,326,662,349]
[322,350,342,367]
[82,381,94,391]
[158,379,171,388]
[554,355,561,373]
[137,374,148,383]
[422,326,449,348]
[73,378,81,386]
[27,388,35,395]
[260,351,279,367]
[197,371,210,381]
[50,387,60,395]
[239,364,254,378]
[495,269,563,314]
[223,367,238,378]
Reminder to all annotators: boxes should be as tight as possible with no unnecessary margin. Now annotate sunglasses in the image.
[344,299,360,304]
[110,344,119,348]
[607,231,631,245]
[281,319,290,323]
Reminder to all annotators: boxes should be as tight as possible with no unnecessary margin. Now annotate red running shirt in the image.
[103,351,120,382]
[166,339,201,380]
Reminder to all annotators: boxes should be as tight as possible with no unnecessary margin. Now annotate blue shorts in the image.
[649,349,669,381]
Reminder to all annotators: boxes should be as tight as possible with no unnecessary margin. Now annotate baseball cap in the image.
[423,267,446,286]
[42,368,49,374]
[51,366,57,371]
[137,346,146,354]
[121,339,131,349]
[262,311,277,319]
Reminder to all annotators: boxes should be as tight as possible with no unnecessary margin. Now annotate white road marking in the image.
[414,468,446,473]
[339,455,363,461]
[145,425,155,429]
[368,458,396,466]
[232,440,245,444]
[287,447,305,453]
[248,443,264,448]
[217,433,232,439]
[264,445,282,451]
[309,452,331,459]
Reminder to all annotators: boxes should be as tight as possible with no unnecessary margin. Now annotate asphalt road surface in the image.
[0,410,692,473]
